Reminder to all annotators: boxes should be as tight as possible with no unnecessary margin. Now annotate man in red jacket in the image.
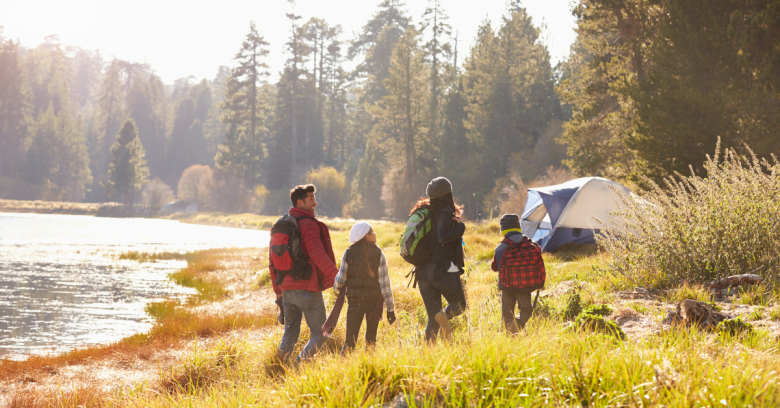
[270,184,339,363]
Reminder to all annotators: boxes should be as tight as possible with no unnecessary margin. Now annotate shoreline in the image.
[4,207,780,406]
[0,199,105,216]
[0,247,276,405]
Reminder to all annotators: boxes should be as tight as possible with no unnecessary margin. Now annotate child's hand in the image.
[387,310,396,325]
[452,216,461,223]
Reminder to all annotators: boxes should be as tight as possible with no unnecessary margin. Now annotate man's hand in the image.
[452,216,461,223]
[387,310,396,325]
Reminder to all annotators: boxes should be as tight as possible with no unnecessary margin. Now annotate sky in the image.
[2,0,578,84]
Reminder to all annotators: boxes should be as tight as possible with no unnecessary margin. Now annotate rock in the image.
[666,299,733,329]
[705,274,763,291]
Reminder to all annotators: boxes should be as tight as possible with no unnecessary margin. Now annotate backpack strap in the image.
[405,267,418,288]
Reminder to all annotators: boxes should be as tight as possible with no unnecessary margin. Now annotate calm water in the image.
[0,212,269,359]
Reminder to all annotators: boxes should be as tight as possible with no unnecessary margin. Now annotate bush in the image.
[142,178,174,211]
[177,165,211,203]
[197,169,254,213]
[583,304,614,317]
[563,291,583,320]
[717,316,753,336]
[253,184,269,213]
[599,142,780,288]
[575,313,626,340]
[301,166,346,216]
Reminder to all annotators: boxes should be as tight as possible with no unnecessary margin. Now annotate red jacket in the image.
[270,207,338,295]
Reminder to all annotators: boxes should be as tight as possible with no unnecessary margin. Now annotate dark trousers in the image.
[501,288,533,333]
[340,301,380,353]
[418,273,467,341]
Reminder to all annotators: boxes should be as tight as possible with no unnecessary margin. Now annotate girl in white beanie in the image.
[329,221,396,353]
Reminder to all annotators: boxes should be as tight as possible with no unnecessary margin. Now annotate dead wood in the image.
[705,274,763,291]
[663,299,733,329]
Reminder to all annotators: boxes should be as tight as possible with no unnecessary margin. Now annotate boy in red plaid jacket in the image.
[491,214,546,333]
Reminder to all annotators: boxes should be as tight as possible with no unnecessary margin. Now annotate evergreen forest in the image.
[1,0,778,219]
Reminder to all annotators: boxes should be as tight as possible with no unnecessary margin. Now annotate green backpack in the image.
[399,208,433,266]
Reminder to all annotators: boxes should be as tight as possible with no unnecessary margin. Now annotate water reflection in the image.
[0,213,269,359]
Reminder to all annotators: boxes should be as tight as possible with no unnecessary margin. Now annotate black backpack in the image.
[270,214,313,286]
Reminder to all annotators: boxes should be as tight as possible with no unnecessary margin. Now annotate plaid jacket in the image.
[497,235,545,290]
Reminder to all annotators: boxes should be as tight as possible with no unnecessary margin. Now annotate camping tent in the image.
[521,177,633,252]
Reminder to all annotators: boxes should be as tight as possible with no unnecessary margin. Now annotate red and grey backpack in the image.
[499,236,546,290]
[270,214,314,286]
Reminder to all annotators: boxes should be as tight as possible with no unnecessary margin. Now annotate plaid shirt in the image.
[334,250,395,312]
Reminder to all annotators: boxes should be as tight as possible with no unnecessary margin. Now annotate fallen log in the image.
[705,274,763,291]
[663,299,732,329]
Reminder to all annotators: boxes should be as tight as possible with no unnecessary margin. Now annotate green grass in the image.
[26,215,780,407]
[118,250,194,262]
[118,317,780,407]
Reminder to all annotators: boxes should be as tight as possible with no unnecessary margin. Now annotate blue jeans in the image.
[279,290,327,362]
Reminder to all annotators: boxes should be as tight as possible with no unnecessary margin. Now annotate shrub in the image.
[198,169,254,213]
[177,164,211,203]
[583,304,613,317]
[575,313,626,340]
[142,178,174,211]
[599,142,780,288]
[563,291,583,320]
[717,316,753,336]
[253,184,269,213]
[301,166,346,216]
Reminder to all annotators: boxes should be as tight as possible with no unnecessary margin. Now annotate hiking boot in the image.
[435,310,451,341]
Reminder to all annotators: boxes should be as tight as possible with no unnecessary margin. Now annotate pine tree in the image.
[24,104,92,201]
[127,75,166,178]
[0,34,32,180]
[462,5,560,212]
[95,60,126,199]
[557,0,655,180]
[372,26,428,213]
[323,40,348,165]
[204,66,230,163]
[216,22,271,186]
[165,97,200,186]
[421,0,452,165]
[106,119,149,205]
[348,0,411,103]
[286,1,306,182]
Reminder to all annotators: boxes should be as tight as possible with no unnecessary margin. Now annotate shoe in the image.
[435,310,451,341]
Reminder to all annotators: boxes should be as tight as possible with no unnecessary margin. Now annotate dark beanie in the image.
[426,177,452,199]
[500,214,521,233]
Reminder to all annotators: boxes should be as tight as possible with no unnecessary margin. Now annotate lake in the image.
[0,212,270,360]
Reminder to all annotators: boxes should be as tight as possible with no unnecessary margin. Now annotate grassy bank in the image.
[10,214,780,407]
[0,199,104,215]
[3,247,275,407]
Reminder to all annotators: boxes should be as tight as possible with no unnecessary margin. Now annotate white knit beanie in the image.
[349,221,372,244]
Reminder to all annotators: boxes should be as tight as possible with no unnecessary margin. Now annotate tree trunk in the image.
[404,50,415,198]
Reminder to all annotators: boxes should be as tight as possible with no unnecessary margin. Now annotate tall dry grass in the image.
[599,142,780,288]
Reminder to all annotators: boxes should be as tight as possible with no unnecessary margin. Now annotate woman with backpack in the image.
[409,177,467,342]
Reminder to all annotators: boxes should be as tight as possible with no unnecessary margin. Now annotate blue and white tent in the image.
[521,177,633,252]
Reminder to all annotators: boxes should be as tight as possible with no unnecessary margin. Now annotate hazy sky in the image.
[2,0,577,84]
